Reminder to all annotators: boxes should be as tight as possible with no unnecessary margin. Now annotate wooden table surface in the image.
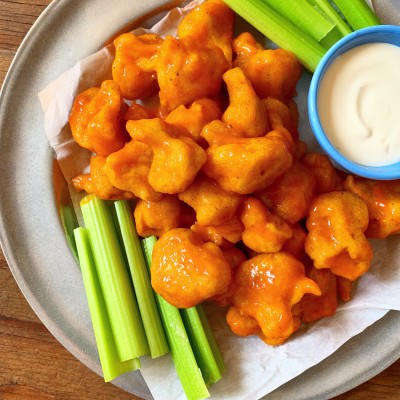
[1,1,400,399]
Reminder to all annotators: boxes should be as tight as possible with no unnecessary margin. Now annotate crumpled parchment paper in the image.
[38,1,400,399]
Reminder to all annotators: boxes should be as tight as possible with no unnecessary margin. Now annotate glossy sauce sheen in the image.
[318,42,400,167]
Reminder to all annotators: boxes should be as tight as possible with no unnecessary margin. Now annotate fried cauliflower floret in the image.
[344,176,400,239]
[112,33,162,100]
[134,195,193,237]
[105,140,162,201]
[151,228,232,308]
[69,80,128,156]
[222,67,269,138]
[127,118,207,194]
[263,97,299,139]
[72,155,134,200]
[164,98,222,143]
[178,173,242,226]
[177,0,234,64]
[257,160,316,225]
[123,102,155,121]
[305,191,373,281]
[301,152,343,194]
[227,252,321,345]
[299,267,338,323]
[233,32,302,100]
[156,35,229,113]
[241,197,293,253]
[202,123,293,194]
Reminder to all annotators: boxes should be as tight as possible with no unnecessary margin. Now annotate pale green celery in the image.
[262,0,336,42]
[74,227,140,382]
[332,0,380,30]
[307,0,352,36]
[142,236,210,400]
[181,305,225,385]
[60,204,79,262]
[224,0,326,72]
[80,195,149,362]
[114,200,168,359]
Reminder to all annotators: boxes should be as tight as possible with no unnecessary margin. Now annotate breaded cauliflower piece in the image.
[305,191,373,281]
[222,67,269,138]
[72,155,133,200]
[177,0,234,64]
[241,197,293,253]
[69,80,128,156]
[156,35,229,113]
[202,123,293,194]
[227,252,321,345]
[258,160,316,225]
[344,176,400,239]
[179,173,242,226]
[126,118,207,194]
[151,228,232,308]
[105,140,162,201]
[112,33,162,100]
[232,32,302,100]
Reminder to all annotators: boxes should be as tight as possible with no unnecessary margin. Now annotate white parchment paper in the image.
[38,1,400,399]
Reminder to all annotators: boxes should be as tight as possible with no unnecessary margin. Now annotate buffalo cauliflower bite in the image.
[178,173,243,226]
[126,118,207,194]
[164,98,222,144]
[112,33,163,100]
[222,67,269,138]
[156,35,229,113]
[68,80,128,156]
[202,124,293,194]
[105,140,162,201]
[227,252,321,345]
[177,0,234,64]
[305,191,373,281]
[240,197,293,253]
[134,195,193,237]
[344,176,400,239]
[151,228,232,308]
[72,155,134,200]
[258,160,316,225]
[232,32,302,100]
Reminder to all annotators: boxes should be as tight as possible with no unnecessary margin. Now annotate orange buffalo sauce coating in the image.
[151,228,232,308]
[344,176,400,239]
[305,191,373,281]
[69,80,129,156]
[112,33,162,100]
[227,252,321,345]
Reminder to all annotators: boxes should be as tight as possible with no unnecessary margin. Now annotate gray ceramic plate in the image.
[1,1,400,399]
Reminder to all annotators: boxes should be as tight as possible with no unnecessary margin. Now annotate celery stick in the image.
[114,200,168,359]
[142,236,210,400]
[60,204,79,262]
[74,227,141,382]
[262,0,336,42]
[307,0,352,36]
[224,0,327,72]
[332,0,380,30]
[80,195,149,361]
[181,305,225,385]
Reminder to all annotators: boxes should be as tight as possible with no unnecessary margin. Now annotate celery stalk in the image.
[307,0,352,36]
[262,0,337,42]
[181,305,225,385]
[224,0,327,71]
[80,195,149,361]
[114,200,168,359]
[332,0,380,30]
[74,227,141,381]
[142,236,210,400]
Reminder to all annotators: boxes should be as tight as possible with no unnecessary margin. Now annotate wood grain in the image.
[0,1,399,399]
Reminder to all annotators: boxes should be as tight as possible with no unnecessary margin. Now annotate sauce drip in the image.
[318,42,400,167]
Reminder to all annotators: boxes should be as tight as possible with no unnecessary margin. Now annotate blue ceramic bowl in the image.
[308,25,400,180]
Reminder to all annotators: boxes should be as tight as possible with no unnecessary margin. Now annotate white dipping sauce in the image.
[318,42,400,167]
